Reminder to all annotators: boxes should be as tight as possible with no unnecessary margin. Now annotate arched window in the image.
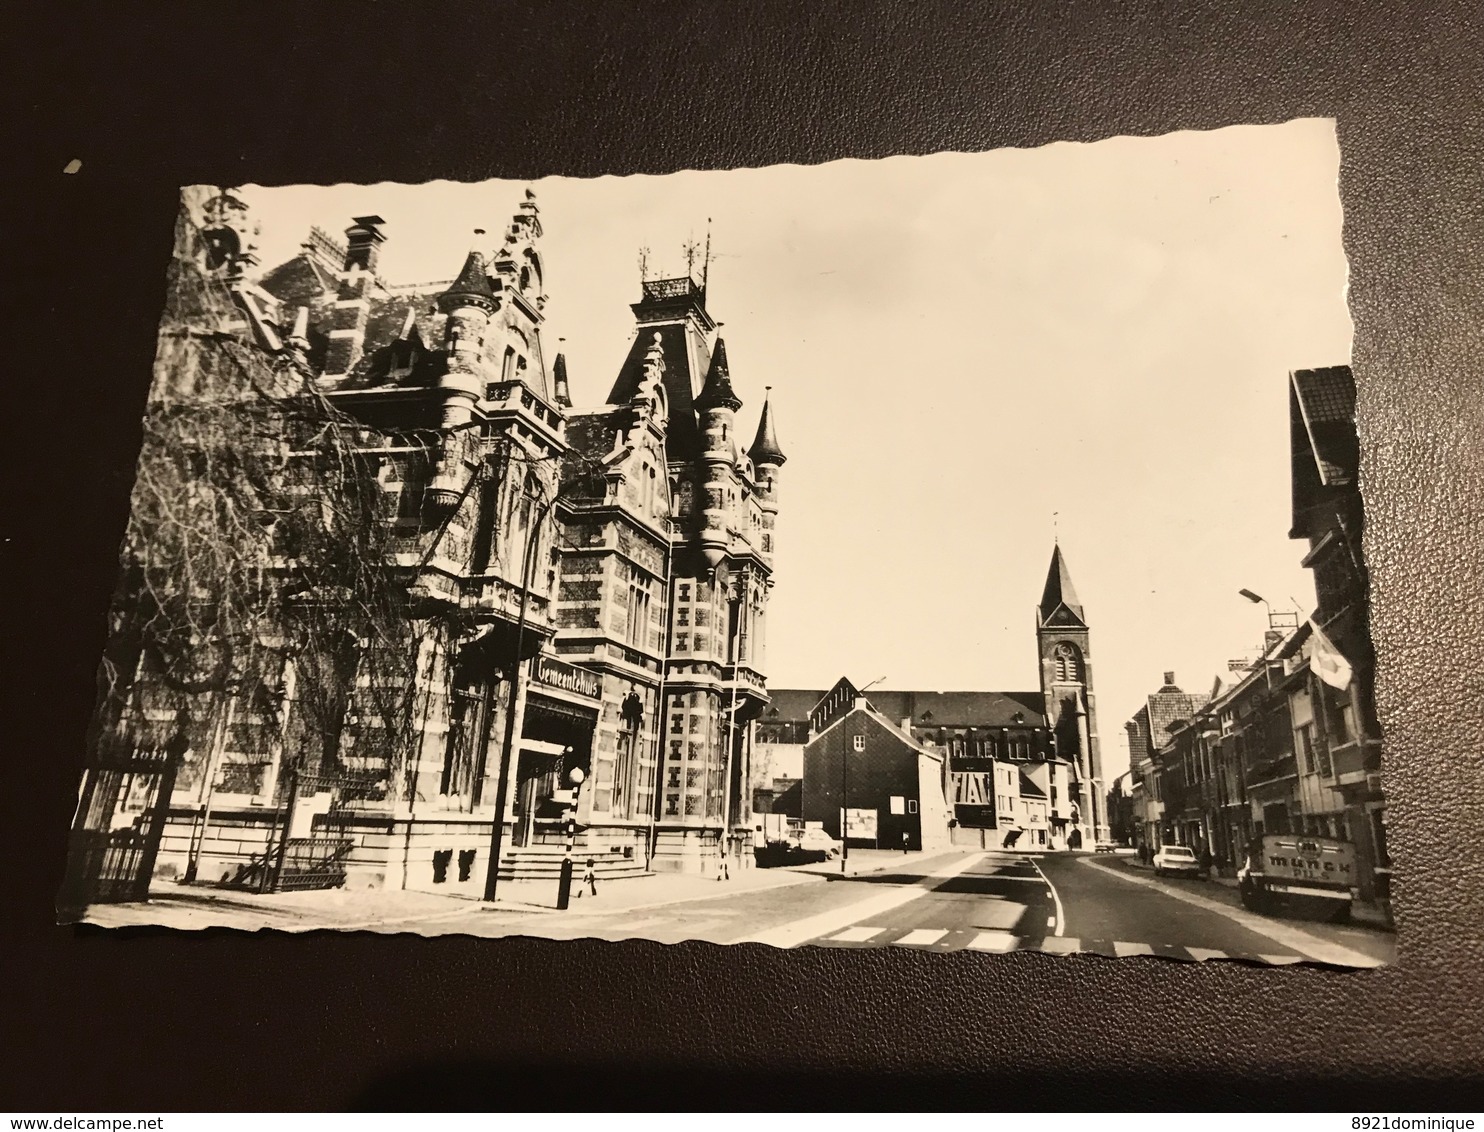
[1053,642,1083,683]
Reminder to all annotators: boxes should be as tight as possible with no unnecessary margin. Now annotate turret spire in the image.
[748,387,786,467]
[438,246,496,312]
[552,352,572,407]
[694,337,741,412]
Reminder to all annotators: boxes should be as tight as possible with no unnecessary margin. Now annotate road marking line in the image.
[828,926,885,943]
[740,851,986,948]
[967,930,1020,952]
[1077,857,1387,968]
[895,928,948,947]
[1029,856,1065,937]
[1040,936,1082,954]
[1186,947,1227,962]
[1113,940,1155,957]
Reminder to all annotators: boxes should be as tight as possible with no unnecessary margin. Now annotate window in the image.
[665,793,680,816]
[624,570,652,649]
[907,799,918,814]
[1296,723,1316,774]
[1052,643,1083,682]
[613,728,635,817]
[852,734,865,752]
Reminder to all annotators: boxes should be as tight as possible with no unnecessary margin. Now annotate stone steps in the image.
[496,846,651,882]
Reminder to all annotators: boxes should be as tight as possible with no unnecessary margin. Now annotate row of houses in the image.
[1120,365,1389,902]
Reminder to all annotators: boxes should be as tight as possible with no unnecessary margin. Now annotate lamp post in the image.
[556,763,585,910]
[841,675,886,876]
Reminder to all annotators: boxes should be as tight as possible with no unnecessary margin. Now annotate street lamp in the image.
[841,675,886,876]
[556,763,585,910]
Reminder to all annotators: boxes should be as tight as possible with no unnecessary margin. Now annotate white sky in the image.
[235,117,1352,783]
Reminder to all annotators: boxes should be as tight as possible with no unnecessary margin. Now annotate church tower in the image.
[1036,544,1105,845]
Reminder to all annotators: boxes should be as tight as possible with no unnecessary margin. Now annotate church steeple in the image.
[1038,544,1085,627]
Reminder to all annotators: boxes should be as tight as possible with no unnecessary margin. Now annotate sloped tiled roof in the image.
[1292,366,1358,486]
[1147,689,1209,744]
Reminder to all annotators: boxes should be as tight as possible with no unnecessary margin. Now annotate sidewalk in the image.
[1115,854,1393,931]
[78,847,970,932]
[485,846,965,918]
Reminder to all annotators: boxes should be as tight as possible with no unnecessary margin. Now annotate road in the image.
[90,848,1396,967]
[454,849,1394,966]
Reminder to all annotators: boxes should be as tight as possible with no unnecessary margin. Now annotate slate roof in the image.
[1292,366,1358,486]
[1039,545,1085,625]
[1019,771,1048,800]
[694,338,742,412]
[766,688,1048,730]
[749,392,786,466]
[605,323,711,460]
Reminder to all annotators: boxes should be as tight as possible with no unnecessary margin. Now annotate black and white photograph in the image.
[58,116,1394,968]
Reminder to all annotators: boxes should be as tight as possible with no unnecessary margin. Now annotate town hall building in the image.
[69,185,786,910]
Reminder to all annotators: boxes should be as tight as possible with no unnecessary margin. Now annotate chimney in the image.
[322,215,387,378]
[1163,671,1176,686]
[344,215,387,272]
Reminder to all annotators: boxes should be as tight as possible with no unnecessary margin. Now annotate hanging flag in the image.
[1308,618,1354,690]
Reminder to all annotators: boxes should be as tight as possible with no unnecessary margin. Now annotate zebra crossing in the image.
[811,923,1307,965]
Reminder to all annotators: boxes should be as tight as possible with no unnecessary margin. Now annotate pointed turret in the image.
[748,390,786,467]
[552,353,572,407]
[438,247,497,313]
[749,386,784,568]
[694,338,742,412]
[1039,544,1084,624]
[430,235,498,447]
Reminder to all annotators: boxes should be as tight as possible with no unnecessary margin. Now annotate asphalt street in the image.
[88,848,1396,966]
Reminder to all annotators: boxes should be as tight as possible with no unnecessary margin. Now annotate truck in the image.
[1237,833,1357,922]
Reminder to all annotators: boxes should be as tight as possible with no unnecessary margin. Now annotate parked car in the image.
[794,828,842,858]
[1152,844,1203,878]
[1093,838,1119,854]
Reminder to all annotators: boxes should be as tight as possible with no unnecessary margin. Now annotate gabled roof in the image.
[805,698,943,764]
[1038,545,1086,626]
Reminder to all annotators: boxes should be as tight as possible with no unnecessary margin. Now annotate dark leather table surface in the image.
[3,0,1481,1111]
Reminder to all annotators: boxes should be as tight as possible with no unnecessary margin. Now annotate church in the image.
[761,545,1106,851]
[73,184,785,908]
